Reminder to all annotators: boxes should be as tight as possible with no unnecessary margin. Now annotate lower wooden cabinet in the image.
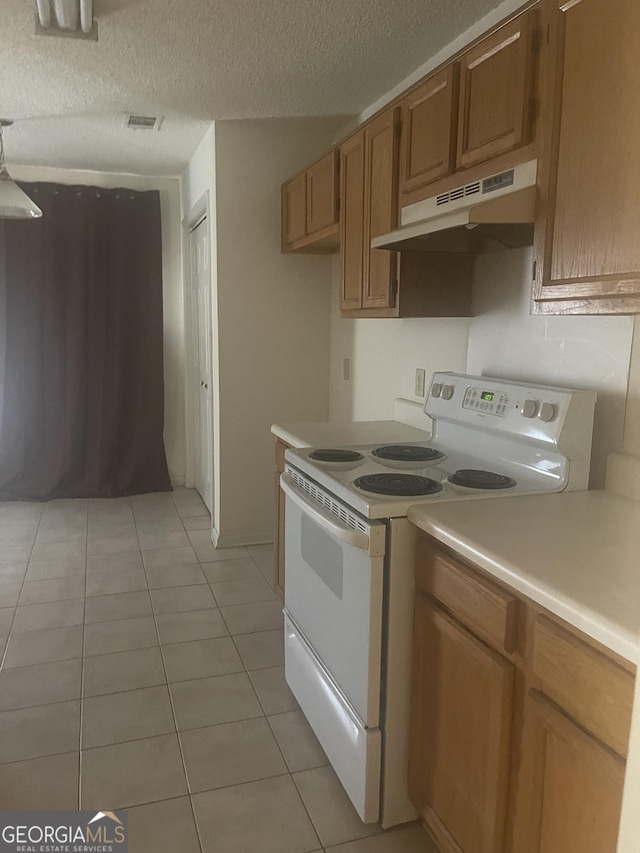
[410,598,514,853]
[522,691,625,853]
[273,438,291,600]
[411,536,635,853]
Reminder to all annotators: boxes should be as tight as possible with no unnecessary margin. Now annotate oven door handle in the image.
[280,473,370,551]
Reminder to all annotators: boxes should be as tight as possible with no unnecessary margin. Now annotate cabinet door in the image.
[409,598,514,853]
[457,10,536,169]
[525,692,625,853]
[363,107,401,309]
[533,0,640,312]
[306,150,339,235]
[283,173,307,245]
[400,65,459,199]
[340,131,366,311]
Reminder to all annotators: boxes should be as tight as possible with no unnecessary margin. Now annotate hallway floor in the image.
[0,488,433,853]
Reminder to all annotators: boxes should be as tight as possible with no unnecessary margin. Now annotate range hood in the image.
[372,159,538,254]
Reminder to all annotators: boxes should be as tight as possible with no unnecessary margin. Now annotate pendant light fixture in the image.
[0,120,43,220]
[36,0,94,34]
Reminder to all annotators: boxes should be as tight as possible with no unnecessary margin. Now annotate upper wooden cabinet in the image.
[340,107,400,314]
[399,65,459,201]
[281,150,340,253]
[533,0,640,314]
[282,0,640,315]
[363,107,401,310]
[306,151,340,236]
[457,10,537,169]
[340,130,367,311]
[340,107,474,318]
[399,8,539,210]
[283,173,306,246]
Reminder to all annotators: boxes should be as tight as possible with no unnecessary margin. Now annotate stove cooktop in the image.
[287,439,561,519]
[284,372,597,519]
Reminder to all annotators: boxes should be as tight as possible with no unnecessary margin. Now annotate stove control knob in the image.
[431,382,442,398]
[538,402,557,423]
[521,399,538,418]
[442,384,454,400]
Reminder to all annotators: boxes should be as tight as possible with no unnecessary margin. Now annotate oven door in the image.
[281,471,386,726]
[281,470,386,822]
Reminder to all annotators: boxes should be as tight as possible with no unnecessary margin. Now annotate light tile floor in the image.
[0,488,435,853]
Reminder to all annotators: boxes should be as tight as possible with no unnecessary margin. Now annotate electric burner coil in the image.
[354,473,443,496]
[308,449,365,463]
[448,469,516,490]
[371,445,445,463]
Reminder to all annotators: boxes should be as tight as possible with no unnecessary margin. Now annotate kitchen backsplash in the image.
[468,248,634,488]
[330,247,635,489]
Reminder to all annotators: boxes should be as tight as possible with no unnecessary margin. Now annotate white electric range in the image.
[281,373,597,828]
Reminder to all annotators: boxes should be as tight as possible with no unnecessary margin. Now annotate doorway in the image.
[188,216,213,513]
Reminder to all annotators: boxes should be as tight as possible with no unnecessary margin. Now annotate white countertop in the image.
[271,419,430,450]
[408,490,640,663]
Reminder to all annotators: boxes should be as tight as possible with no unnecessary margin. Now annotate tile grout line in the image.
[0,494,321,848]
[0,504,46,671]
[145,490,206,853]
[79,497,103,809]
[205,544,325,852]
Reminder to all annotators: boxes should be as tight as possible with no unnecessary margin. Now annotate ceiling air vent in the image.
[125,114,163,131]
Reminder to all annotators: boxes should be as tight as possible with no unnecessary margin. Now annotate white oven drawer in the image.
[284,613,381,824]
[282,471,385,726]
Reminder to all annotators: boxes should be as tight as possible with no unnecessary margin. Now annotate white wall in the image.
[467,248,634,487]
[10,164,186,484]
[214,117,346,545]
[182,118,346,545]
[329,261,470,422]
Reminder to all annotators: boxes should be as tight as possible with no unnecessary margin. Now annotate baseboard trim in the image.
[212,528,274,549]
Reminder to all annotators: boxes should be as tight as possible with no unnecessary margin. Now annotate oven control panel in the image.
[462,386,510,416]
[425,372,597,456]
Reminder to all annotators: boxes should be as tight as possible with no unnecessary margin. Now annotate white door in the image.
[189,218,213,513]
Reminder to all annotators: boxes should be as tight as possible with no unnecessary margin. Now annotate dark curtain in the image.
[0,182,172,500]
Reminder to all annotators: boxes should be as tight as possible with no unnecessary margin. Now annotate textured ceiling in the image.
[2,0,501,175]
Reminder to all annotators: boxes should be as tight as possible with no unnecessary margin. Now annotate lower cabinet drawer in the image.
[284,613,382,823]
[416,538,517,654]
[532,616,634,757]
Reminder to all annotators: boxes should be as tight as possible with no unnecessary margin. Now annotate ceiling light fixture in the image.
[36,0,93,34]
[0,120,43,220]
